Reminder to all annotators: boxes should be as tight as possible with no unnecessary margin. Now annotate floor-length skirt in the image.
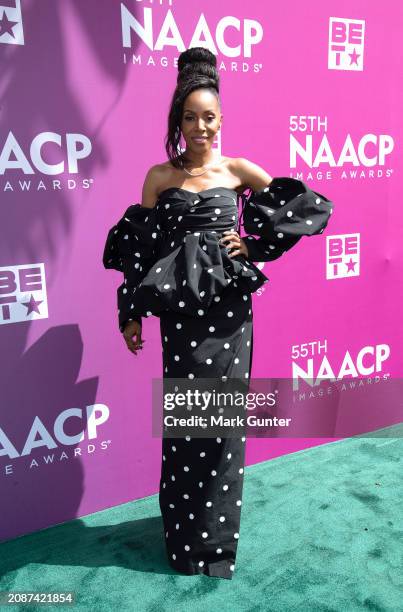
[158,285,253,579]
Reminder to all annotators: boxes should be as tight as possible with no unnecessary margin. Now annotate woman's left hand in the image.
[219,230,249,258]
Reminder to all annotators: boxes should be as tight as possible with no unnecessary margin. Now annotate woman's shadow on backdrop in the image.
[0,1,160,561]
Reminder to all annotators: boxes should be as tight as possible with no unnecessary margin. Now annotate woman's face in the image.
[180,89,222,153]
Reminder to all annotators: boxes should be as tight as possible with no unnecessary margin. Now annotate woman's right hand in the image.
[123,320,145,355]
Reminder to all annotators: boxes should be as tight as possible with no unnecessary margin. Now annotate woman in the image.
[103,47,333,579]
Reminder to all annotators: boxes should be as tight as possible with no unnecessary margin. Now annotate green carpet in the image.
[1,434,402,612]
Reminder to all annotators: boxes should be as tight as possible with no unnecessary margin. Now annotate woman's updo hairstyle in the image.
[165,47,221,169]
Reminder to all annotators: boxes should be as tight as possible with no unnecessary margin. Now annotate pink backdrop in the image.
[1,0,402,542]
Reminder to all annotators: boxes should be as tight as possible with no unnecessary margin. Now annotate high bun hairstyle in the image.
[165,47,221,169]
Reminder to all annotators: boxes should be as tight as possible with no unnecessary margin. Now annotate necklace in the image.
[182,155,223,177]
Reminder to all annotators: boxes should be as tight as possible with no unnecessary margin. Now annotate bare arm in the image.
[232,157,273,192]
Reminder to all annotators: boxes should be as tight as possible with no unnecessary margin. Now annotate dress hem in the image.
[167,558,235,580]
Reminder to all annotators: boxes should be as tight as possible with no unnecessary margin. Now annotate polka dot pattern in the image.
[103,187,276,332]
[158,284,251,580]
[103,181,333,580]
[240,178,333,264]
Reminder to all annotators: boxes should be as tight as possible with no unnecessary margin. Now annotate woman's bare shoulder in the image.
[148,161,172,174]
[230,157,273,191]
[141,163,171,208]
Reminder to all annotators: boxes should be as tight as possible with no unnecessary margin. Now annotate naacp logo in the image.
[328,17,365,71]
[0,263,48,326]
[326,233,360,279]
[291,340,390,392]
[0,0,24,46]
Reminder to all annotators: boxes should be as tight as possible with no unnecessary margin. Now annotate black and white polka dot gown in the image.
[158,281,253,579]
[102,178,334,579]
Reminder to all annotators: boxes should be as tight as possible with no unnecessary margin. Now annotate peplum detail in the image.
[102,180,334,332]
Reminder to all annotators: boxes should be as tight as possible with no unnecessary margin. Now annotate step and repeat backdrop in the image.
[1,0,402,541]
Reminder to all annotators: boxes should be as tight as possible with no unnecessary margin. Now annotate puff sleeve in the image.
[240,177,334,262]
[102,204,160,333]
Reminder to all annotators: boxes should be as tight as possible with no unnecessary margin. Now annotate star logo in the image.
[0,9,17,38]
[348,48,361,66]
[345,258,357,273]
[21,294,43,316]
